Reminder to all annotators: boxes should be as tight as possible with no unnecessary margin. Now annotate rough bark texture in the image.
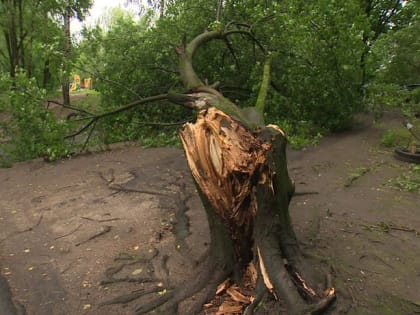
[174,29,336,314]
[99,28,336,315]
[180,105,335,314]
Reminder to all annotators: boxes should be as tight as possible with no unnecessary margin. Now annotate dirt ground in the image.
[0,113,419,315]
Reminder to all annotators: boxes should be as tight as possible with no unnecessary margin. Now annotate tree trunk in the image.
[175,29,336,314]
[17,0,25,71]
[179,99,335,314]
[4,0,19,79]
[94,28,336,315]
[42,59,51,89]
[62,4,71,106]
[159,0,165,18]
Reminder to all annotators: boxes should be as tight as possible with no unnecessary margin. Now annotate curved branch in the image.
[177,27,266,90]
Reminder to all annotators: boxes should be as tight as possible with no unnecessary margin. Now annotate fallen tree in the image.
[72,24,336,315]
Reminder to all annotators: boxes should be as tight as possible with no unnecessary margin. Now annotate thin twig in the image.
[109,183,169,196]
[224,38,240,70]
[54,224,83,240]
[294,191,319,196]
[75,225,112,247]
[81,119,97,151]
[60,259,78,274]
[66,117,98,138]
[18,215,44,233]
[81,216,121,223]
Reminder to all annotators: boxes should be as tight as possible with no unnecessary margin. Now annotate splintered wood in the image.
[179,107,270,228]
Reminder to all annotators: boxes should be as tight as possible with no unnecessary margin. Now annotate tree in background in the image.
[0,0,92,163]
[0,0,92,91]
[78,0,416,145]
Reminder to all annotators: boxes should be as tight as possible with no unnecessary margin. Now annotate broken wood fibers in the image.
[179,107,271,231]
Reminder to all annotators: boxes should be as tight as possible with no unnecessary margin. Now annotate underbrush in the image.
[380,128,413,148]
[0,74,183,167]
[0,74,72,164]
[272,119,323,149]
[388,164,420,193]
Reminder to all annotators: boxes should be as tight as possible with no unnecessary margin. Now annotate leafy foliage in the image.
[78,0,417,143]
[0,72,71,162]
[1,0,419,162]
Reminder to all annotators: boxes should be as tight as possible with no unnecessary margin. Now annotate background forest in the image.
[0,0,419,164]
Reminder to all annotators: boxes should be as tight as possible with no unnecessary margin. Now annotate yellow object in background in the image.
[84,78,92,89]
[74,74,81,90]
[70,75,93,91]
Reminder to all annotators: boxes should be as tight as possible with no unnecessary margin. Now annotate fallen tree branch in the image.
[65,93,196,140]
[81,216,121,223]
[54,224,83,240]
[108,183,169,196]
[46,99,94,117]
[133,118,194,126]
[75,225,111,246]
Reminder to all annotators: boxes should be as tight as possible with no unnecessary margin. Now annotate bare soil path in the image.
[0,114,419,315]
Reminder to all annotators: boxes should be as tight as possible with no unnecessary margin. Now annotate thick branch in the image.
[66,94,170,138]
[177,28,265,90]
[255,55,271,116]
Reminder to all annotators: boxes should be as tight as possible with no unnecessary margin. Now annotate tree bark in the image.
[176,29,336,314]
[62,4,71,106]
[4,0,19,79]
[92,28,336,315]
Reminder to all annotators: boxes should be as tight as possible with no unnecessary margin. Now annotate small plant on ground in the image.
[388,164,420,193]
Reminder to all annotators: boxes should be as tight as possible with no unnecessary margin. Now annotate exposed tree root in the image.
[99,248,232,314]
[100,287,163,306]
[135,257,230,314]
[178,112,336,314]
[99,175,235,315]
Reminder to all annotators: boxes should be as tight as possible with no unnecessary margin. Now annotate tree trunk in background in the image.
[62,4,71,106]
[43,59,51,89]
[17,0,25,71]
[159,0,165,18]
[216,0,223,21]
[4,0,19,79]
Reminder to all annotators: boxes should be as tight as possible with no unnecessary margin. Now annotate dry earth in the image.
[0,114,419,315]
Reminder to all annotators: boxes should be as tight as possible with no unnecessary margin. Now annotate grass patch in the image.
[380,128,412,148]
[387,164,420,193]
[69,91,101,111]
